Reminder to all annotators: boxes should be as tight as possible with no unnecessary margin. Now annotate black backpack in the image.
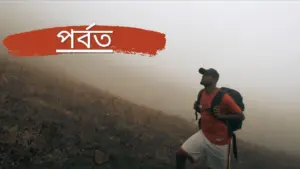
[194,87,245,161]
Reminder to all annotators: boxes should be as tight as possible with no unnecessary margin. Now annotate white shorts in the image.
[181,130,231,169]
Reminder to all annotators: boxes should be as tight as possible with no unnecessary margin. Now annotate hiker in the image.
[176,68,245,169]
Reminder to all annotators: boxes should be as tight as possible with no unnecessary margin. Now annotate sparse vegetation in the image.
[0,58,299,169]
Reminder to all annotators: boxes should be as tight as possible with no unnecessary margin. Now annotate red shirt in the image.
[200,89,242,145]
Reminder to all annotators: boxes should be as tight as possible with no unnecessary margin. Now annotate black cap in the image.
[199,68,219,79]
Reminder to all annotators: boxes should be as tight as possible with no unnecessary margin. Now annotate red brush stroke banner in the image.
[2,23,166,57]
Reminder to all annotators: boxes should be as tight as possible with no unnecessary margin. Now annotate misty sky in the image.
[1,1,300,155]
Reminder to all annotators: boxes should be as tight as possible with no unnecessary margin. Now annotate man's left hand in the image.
[212,106,222,119]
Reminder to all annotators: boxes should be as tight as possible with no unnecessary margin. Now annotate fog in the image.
[1,1,300,156]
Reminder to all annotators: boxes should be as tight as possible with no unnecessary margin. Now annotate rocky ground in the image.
[0,58,299,169]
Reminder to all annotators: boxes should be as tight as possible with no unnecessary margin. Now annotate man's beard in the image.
[200,81,212,87]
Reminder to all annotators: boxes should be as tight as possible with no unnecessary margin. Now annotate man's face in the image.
[200,74,214,87]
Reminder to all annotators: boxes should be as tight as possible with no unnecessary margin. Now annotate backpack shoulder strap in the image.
[210,87,227,112]
[232,133,238,161]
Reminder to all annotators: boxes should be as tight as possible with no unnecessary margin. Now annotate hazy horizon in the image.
[1,1,300,156]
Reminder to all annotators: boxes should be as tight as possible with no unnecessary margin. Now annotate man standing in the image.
[176,68,245,169]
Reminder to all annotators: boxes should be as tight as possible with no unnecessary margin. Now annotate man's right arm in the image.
[193,90,203,113]
[193,101,200,112]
